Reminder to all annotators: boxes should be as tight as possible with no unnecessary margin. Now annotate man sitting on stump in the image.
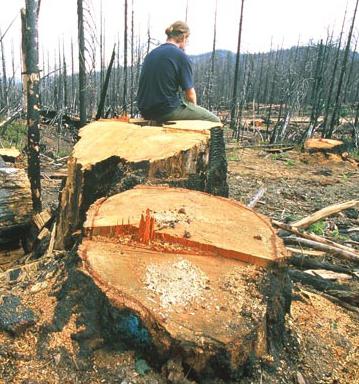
[137,20,220,123]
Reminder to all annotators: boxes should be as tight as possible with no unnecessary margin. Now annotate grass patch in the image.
[329,228,350,242]
[271,153,289,161]
[285,159,295,167]
[227,151,240,161]
[349,149,359,161]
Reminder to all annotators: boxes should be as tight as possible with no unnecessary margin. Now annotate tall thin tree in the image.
[205,0,217,110]
[21,0,42,212]
[122,0,128,114]
[0,29,8,113]
[130,0,135,116]
[322,7,347,135]
[230,0,245,134]
[326,0,359,138]
[77,0,86,126]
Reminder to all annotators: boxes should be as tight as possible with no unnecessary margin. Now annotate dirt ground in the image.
[0,130,358,384]
[226,144,359,384]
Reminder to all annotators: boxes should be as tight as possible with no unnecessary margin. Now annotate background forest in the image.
[0,0,359,146]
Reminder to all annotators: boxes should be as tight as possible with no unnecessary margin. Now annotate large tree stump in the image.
[78,186,290,379]
[304,138,345,154]
[0,166,32,269]
[55,120,228,250]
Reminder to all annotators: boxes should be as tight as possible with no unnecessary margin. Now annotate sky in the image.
[0,0,357,74]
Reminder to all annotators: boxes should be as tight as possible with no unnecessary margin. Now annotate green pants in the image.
[159,101,220,123]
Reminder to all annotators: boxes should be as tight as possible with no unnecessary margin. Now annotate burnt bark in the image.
[77,0,86,127]
[21,0,42,212]
[230,0,245,132]
[96,45,116,120]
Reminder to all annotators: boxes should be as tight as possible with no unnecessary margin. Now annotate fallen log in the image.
[289,254,351,275]
[55,120,228,250]
[40,108,81,129]
[283,236,359,263]
[273,220,359,259]
[78,186,290,379]
[290,200,359,229]
[264,146,294,153]
[286,247,326,256]
[289,269,359,307]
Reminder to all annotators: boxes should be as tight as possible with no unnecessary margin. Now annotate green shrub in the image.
[308,220,326,236]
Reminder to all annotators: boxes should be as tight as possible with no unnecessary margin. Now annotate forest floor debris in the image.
[0,130,358,383]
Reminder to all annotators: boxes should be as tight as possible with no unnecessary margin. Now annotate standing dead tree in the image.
[205,0,218,111]
[21,0,42,212]
[77,0,86,127]
[0,29,8,114]
[122,0,128,115]
[130,0,135,116]
[322,8,347,136]
[96,44,116,120]
[325,0,359,138]
[230,0,245,137]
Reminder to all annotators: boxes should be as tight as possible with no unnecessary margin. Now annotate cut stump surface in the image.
[84,186,286,265]
[79,186,289,377]
[304,138,344,153]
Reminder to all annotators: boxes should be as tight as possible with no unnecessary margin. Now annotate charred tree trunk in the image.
[325,0,359,138]
[21,0,42,212]
[62,41,68,110]
[322,8,347,136]
[122,0,128,114]
[205,0,217,110]
[0,29,8,113]
[96,45,116,120]
[230,0,245,132]
[303,40,325,140]
[77,0,86,127]
[130,0,134,116]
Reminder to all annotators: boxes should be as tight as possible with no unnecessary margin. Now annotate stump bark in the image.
[78,186,290,379]
[55,120,228,250]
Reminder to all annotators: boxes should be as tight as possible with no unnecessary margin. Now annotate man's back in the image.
[137,43,193,119]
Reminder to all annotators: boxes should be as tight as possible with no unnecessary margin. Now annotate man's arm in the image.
[184,87,197,105]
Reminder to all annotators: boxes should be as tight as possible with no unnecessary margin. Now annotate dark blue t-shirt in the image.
[137,43,193,119]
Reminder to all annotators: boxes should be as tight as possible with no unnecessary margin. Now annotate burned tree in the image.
[122,0,128,114]
[325,0,359,138]
[77,0,86,127]
[230,0,245,137]
[21,0,42,212]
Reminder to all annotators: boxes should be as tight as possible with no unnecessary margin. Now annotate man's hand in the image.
[185,88,197,105]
